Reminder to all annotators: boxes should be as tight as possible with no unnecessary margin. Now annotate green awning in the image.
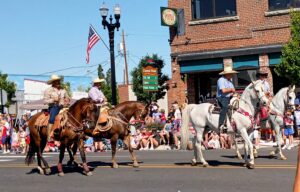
[233,55,259,69]
[269,52,281,65]
[180,58,223,73]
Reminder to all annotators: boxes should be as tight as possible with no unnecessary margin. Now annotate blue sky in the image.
[0,0,170,83]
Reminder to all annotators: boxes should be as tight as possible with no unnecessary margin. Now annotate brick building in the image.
[167,0,299,106]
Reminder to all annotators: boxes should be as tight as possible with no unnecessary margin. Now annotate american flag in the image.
[86,26,100,64]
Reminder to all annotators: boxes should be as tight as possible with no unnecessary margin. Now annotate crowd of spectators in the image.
[0,113,30,154]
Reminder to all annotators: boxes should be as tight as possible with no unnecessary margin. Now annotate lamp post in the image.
[100,3,121,106]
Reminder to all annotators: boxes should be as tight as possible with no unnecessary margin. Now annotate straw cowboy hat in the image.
[219,66,238,75]
[93,78,105,84]
[47,74,61,84]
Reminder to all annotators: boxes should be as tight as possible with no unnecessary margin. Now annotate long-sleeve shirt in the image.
[88,86,106,103]
[43,87,70,106]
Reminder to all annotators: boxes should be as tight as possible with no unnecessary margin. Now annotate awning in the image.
[180,58,223,73]
[269,52,282,65]
[20,99,77,110]
[233,55,259,69]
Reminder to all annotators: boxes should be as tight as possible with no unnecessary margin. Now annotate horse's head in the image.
[138,103,151,120]
[251,80,269,106]
[287,85,296,110]
[81,100,99,128]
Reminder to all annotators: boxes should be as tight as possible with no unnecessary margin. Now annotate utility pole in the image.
[122,30,129,85]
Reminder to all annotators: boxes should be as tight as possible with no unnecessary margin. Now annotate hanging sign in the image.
[161,7,178,27]
[142,65,158,92]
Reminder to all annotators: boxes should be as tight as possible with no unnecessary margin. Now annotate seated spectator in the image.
[160,109,166,124]
[220,132,232,149]
[131,129,143,150]
[85,137,94,152]
[148,129,160,150]
[19,128,27,154]
[139,128,152,150]
[207,131,220,149]
[159,120,172,145]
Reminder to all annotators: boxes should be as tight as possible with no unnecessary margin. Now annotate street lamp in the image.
[99,3,121,106]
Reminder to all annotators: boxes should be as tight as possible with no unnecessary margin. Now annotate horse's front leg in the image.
[124,135,139,168]
[40,138,51,175]
[233,134,243,160]
[78,138,92,176]
[240,129,255,169]
[111,134,119,168]
[57,143,66,176]
[193,129,208,167]
[275,126,287,160]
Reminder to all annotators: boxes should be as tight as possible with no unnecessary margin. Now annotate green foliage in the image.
[0,72,16,106]
[131,54,169,104]
[59,76,72,96]
[97,65,119,104]
[275,11,300,85]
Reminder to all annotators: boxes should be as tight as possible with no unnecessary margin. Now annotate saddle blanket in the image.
[35,113,50,127]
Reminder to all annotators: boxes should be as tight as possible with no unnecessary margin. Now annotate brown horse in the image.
[55,101,149,171]
[25,98,98,176]
[79,101,149,169]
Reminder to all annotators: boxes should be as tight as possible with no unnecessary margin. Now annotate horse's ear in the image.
[293,85,296,90]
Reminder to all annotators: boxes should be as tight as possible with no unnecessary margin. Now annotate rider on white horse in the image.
[217,65,238,131]
[255,69,272,129]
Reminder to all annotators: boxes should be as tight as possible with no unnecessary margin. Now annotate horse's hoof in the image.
[191,159,197,166]
[280,156,287,160]
[37,167,44,175]
[44,168,51,175]
[246,163,255,169]
[243,163,247,167]
[254,153,258,158]
[237,155,243,160]
[84,171,93,176]
[67,161,73,167]
[58,172,65,177]
[202,163,209,168]
[270,151,276,156]
[133,162,139,168]
[112,164,119,169]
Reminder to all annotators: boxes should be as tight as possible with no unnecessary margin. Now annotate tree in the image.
[275,11,300,85]
[60,76,71,96]
[131,54,169,104]
[0,72,16,106]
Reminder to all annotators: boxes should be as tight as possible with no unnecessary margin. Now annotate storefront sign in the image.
[143,65,158,91]
[161,7,178,27]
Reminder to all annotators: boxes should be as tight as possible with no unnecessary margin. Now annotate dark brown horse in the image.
[25,98,98,176]
[82,101,149,168]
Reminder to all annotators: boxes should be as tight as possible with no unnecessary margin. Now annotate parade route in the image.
[0,148,297,192]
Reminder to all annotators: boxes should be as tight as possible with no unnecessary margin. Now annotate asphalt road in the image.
[0,148,297,192]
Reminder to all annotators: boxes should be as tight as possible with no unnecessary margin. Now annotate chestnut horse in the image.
[55,101,149,171]
[25,98,98,176]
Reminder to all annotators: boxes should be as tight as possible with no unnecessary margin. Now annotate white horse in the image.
[181,80,269,169]
[238,86,296,160]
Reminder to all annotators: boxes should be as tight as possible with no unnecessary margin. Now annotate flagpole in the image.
[90,24,110,51]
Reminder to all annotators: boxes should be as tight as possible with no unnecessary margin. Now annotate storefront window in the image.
[269,0,300,11]
[192,0,237,20]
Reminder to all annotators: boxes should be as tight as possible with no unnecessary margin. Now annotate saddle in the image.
[35,112,50,127]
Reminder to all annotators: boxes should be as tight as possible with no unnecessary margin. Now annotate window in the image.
[234,70,257,89]
[269,0,300,11]
[192,0,237,20]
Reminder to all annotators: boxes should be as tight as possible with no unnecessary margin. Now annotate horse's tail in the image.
[25,132,36,165]
[180,104,195,150]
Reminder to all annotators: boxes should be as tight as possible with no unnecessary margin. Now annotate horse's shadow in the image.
[87,161,144,167]
[175,160,244,167]
[26,164,96,176]
[221,155,275,160]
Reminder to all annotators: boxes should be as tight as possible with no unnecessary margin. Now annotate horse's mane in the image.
[69,97,92,111]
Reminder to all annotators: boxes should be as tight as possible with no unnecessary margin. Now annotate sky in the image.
[0,0,170,83]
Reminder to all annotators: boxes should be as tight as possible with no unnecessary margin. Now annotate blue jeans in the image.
[49,105,61,124]
[217,97,230,127]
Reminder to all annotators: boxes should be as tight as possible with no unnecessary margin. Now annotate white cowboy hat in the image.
[219,66,238,75]
[47,74,61,84]
[93,78,105,84]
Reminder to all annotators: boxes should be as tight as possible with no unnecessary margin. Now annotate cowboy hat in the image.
[93,78,105,84]
[47,74,61,84]
[257,69,268,76]
[219,66,238,75]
